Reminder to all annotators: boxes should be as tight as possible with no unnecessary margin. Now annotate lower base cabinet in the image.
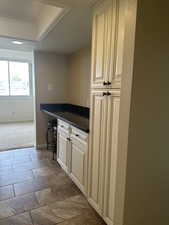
[88,90,122,225]
[57,120,88,195]
[70,129,88,195]
[57,97,122,225]
[57,126,70,173]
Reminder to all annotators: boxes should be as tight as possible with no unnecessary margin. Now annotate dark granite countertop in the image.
[41,104,90,133]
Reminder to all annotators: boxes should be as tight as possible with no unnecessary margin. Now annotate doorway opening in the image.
[0,49,36,151]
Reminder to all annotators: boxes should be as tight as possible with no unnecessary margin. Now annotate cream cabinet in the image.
[57,122,71,173]
[88,0,127,224]
[91,0,126,89]
[91,0,110,89]
[88,90,121,223]
[57,120,88,195]
[70,127,88,195]
[103,91,120,225]
[88,90,108,215]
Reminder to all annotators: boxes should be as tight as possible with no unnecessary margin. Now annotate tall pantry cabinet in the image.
[88,0,126,224]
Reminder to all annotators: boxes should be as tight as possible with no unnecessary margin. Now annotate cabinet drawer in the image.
[58,119,70,132]
[71,127,88,143]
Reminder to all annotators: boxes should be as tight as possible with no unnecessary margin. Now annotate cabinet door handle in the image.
[107,81,111,85]
[103,92,107,96]
[75,134,79,137]
[67,138,72,142]
[103,81,108,85]
[106,92,111,96]
[61,125,64,128]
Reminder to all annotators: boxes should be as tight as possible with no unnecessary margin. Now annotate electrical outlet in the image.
[48,84,54,91]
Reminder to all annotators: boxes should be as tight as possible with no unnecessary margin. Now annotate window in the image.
[0,60,31,96]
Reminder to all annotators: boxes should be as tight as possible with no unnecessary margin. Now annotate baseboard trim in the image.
[0,145,35,152]
[0,120,34,124]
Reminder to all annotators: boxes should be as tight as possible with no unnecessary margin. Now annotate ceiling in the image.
[0,0,66,41]
[32,0,98,8]
[0,0,99,54]
[36,8,93,53]
[0,0,42,22]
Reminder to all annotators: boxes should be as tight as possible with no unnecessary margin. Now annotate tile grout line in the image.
[12,184,16,198]
[29,211,34,225]
[0,148,105,224]
[31,168,36,180]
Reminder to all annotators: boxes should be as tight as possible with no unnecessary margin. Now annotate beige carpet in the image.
[0,122,35,151]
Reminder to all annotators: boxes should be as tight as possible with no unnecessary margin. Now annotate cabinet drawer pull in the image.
[103,81,108,85]
[75,134,79,137]
[106,92,111,96]
[103,92,107,96]
[61,125,64,128]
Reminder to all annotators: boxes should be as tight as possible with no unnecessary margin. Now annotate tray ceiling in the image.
[0,0,68,41]
[0,0,100,53]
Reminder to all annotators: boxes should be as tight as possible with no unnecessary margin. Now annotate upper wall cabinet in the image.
[91,0,126,89]
[91,1,110,89]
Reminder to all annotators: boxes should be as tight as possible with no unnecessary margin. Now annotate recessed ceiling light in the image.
[12,41,23,45]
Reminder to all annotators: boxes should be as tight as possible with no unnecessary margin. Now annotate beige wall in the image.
[123,1,169,225]
[67,48,91,107]
[34,51,68,147]
[34,48,91,147]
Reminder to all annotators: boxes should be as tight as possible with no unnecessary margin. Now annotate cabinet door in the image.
[88,90,107,215]
[103,90,121,225]
[57,128,69,173]
[108,0,126,88]
[70,136,87,195]
[91,0,111,89]
[91,0,126,89]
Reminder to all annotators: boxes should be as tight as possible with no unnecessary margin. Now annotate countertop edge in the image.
[42,110,89,133]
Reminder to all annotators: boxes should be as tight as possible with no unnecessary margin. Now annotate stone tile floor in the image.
[0,148,106,225]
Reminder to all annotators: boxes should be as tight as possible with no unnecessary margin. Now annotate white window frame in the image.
[0,59,32,98]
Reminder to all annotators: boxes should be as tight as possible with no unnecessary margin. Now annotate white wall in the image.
[34,51,68,148]
[0,49,34,123]
[0,17,37,40]
[67,47,91,107]
[0,97,34,123]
